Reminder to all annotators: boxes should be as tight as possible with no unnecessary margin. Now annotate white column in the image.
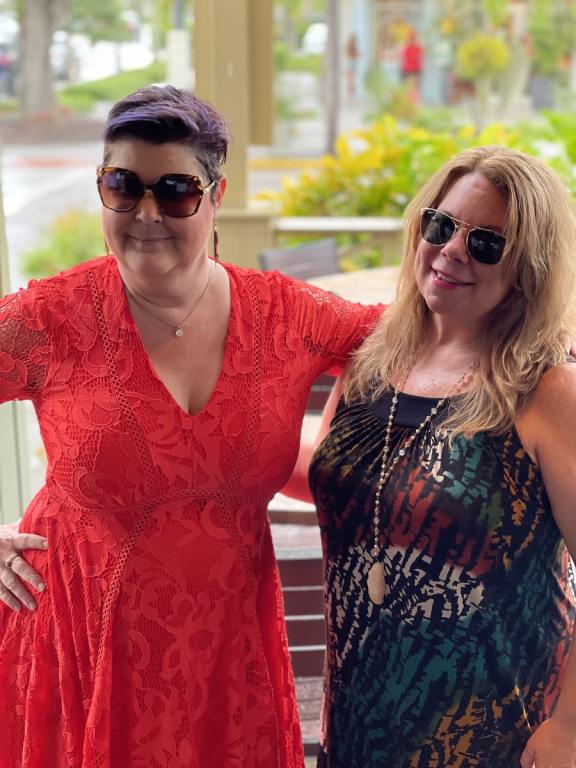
[0,149,29,524]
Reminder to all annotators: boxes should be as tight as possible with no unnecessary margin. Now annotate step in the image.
[283,585,325,615]
[277,555,323,587]
[290,645,325,678]
[285,613,326,646]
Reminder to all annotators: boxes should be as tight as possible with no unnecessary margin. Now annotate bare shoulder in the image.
[516,363,576,463]
[529,362,576,420]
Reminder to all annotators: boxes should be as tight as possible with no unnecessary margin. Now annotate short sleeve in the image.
[280,273,384,376]
[0,282,51,403]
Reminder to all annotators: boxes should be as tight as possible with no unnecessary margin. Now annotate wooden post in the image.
[193,0,275,267]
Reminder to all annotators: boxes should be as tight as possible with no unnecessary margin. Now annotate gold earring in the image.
[213,223,219,263]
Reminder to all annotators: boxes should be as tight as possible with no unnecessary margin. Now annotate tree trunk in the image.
[325,0,340,154]
[19,0,68,119]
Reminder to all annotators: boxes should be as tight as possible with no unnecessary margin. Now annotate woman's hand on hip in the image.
[520,716,576,768]
[0,526,47,611]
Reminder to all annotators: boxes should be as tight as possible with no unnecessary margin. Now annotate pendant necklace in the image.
[367,363,477,606]
[124,261,213,338]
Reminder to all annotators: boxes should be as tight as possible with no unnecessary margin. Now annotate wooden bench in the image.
[274,215,403,236]
[273,215,404,265]
[258,238,340,280]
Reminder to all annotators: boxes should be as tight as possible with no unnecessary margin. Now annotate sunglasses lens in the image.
[467,229,505,265]
[98,169,142,211]
[154,175,204,217]
[421,209,455,246]
[421,208,506,265]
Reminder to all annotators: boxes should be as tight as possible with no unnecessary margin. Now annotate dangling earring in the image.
[213,221,219,263]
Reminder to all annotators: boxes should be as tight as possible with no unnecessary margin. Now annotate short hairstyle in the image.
[103,85,231,184]
[346,146,576,437]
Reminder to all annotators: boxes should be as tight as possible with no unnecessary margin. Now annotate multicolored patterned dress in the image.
[310,389,576,768]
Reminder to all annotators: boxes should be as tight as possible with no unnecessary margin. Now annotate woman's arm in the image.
[281,376,344,503]
[0,288,52,611]
[518,364,576,768]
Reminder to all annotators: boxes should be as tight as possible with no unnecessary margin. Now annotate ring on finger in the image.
[4,553,19,570]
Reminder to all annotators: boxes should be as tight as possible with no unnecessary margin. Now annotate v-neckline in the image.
[114,258,236,420]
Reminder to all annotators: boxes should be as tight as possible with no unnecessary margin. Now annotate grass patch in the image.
[58,61,167,114]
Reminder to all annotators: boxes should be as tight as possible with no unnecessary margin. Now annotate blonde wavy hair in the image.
[345,145,576,438]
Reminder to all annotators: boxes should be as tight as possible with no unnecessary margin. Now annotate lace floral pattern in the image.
[0,256,381,768]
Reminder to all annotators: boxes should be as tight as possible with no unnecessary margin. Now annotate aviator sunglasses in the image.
[420,207,506,265]
[96,166,216,218]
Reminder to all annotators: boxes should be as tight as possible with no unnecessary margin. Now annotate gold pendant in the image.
[367,561,386,605]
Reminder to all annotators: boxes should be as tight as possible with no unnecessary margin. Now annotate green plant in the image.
[275,94,317,122]
[274,40,323,75]
[528,0,576,78]
[363,69,419,123]
[539,111,576,164]
[0,98,18,113]
[411,106,469,134]
[57,90,96,115]
[456,33,509,81]
[22,209,103,279]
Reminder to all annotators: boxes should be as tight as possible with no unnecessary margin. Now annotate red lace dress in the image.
[0,256,380,768]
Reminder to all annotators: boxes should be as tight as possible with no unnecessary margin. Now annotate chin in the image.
[121,250,175,275]
[424,297,472,323]
[423,294,452,314]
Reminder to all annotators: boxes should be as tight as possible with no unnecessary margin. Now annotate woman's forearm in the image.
[281,442,315,503]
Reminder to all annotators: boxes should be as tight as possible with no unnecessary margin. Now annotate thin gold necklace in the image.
[124,262,213,338]
[367,363,477,606]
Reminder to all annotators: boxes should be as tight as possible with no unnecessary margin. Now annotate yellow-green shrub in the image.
[259,115,576,217]
[456,33,510,81]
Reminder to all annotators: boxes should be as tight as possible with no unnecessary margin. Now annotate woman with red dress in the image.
[0,85,380,768]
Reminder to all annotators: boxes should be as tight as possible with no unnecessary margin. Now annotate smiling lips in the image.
[433,268,474,287]
[130,235,171,242]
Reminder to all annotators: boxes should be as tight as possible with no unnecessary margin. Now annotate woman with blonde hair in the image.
[299,146,576,767]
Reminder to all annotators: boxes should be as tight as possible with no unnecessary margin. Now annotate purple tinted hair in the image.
[103,85,231,182]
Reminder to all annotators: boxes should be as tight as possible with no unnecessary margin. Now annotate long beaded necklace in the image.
[124,261,213,338]
[367,363,477,605]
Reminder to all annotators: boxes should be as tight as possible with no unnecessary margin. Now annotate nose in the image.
[134,190,163,223]
[440,226,469,264]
